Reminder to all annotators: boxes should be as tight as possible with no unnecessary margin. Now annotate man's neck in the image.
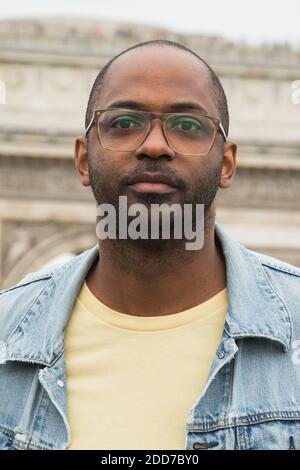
[85,215,227,317]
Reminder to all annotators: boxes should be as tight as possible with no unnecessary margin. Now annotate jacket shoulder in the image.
[246,248,300,329]
[0,277,51,342]
[0,245,97,330]
[0,262,62,296]
[0,262,64,340]
[0,246,94,296]
[249,249,300,278]
[0,254,81,341]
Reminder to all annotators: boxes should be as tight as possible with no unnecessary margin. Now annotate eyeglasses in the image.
[85,108,227,156]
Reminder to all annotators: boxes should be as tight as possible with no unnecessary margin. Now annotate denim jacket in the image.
[1,221,300,450]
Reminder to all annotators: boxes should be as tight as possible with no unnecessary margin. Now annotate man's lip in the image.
[128,182,178,194]
[126,172,179,194]
[127,172,179,188]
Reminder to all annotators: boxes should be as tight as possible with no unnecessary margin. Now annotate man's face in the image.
[86,46,225,219]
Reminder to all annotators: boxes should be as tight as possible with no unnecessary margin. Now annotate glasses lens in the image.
[166,114,216,155]
[97,110,148,150]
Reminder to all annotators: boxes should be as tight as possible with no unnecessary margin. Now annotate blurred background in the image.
[0,0,300,288]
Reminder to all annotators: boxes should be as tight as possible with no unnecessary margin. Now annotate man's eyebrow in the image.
[106,100,209,114]
[168,102,208,113]
[107,100,146,110]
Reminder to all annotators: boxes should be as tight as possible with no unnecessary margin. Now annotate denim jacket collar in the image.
[4,221,292,367]
[219,224,292,352]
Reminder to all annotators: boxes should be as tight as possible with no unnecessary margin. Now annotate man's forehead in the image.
[98,46,217,114]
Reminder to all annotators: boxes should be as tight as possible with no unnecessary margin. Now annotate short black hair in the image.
[85,39,229,137]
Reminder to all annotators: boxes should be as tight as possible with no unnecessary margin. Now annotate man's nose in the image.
[135,119,175,159]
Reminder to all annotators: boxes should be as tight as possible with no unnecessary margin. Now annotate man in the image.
[1,40,300,451]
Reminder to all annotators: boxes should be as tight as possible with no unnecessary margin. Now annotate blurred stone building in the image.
[0,17,300,288]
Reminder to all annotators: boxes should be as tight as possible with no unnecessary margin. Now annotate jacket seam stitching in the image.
[261,261,293,348]
[0,424,15,439]
[188,415,300,432]
[260,261,300,277]
[0,277,51,297]
[24,366,47,448]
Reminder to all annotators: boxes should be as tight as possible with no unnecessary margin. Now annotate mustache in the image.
[120,162,187,189]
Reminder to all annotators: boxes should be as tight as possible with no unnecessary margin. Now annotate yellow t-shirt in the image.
[64,281,228,450]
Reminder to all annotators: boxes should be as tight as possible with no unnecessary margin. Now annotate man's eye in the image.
[111,116,143,129]
[169,118,204,132]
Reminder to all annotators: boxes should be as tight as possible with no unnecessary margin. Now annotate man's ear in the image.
[74,136,90,187]
[219,141,237,189]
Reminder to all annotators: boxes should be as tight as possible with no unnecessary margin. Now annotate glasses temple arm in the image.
[219,122,227,141]
[85,113,95,136]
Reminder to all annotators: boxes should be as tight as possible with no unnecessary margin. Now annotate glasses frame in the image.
[85,108,227,156]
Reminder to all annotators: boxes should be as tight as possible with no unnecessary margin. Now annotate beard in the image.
[88,152,223,245]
